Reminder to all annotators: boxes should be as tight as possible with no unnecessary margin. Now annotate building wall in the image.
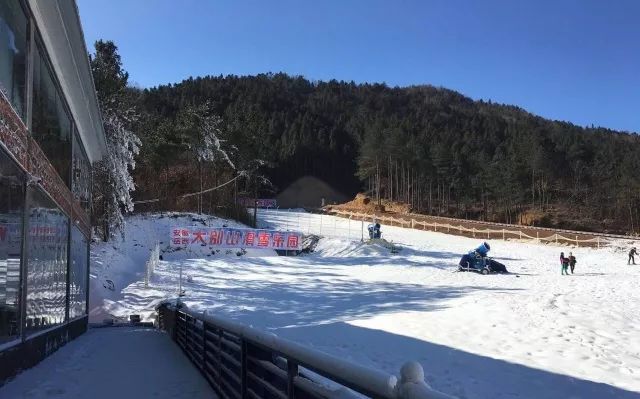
[0,0,97,384]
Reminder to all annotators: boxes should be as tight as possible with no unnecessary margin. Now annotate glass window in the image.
[32,39,72,187]
[68,226,87,319]
[0,148,24,344]
[0,0,27,120]
[25,187,68,333]
[72,131,91,212]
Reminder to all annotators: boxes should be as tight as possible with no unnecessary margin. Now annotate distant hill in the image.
[131,73,640,234]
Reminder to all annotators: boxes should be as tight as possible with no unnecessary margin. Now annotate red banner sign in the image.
[170,227,302,250]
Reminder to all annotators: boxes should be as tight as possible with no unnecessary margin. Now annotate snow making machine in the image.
[458,242,509,275]
[366,222,401,254]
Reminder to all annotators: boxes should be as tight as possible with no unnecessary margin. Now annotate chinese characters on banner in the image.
[237,198,277,208]
[170,227,302,250]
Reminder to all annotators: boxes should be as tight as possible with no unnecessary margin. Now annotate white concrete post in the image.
[396,361,457,399]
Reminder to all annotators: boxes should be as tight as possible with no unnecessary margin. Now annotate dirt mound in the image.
[328,193,411,214]
[276,176,349,208]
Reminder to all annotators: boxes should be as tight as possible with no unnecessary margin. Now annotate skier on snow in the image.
[628,247,637,265]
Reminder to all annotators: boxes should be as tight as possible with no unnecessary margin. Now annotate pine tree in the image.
[90,40,141,240]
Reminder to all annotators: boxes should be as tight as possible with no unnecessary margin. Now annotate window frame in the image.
[0,0,30,123]
[31,32,75,188]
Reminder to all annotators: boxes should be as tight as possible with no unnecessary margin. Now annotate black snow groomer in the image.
[458,242,509,274]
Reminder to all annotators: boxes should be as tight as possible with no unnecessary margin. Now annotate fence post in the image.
[434,222,437,232]
[519,231,522,240]
[396,361,455,399]
[473,228,475,238]
[502,229,505,240]
[575,235,578,247]
[536,231,539,243]
[411,219,415,229]
[241,340,248,399]
[597,236,600,249]
[287,360,299,399]
[202,320,207,372]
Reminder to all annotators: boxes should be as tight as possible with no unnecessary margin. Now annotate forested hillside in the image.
[128,72,640,234]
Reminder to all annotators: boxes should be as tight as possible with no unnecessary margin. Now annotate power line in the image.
[133,173,243,205]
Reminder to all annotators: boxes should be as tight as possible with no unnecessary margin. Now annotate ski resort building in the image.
[0,0,105,383]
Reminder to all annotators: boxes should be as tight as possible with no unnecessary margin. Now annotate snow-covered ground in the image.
[88,210,640,398]
[0,327,215,398]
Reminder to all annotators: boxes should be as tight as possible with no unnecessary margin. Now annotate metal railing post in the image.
[287,360,298,399]
[241,339,248,399]
[396,362,455,399]
[202,321,207,372]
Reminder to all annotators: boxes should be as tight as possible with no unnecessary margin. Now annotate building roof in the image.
[28,0,107,163]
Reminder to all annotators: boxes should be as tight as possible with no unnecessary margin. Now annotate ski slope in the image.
[88,210,640,399]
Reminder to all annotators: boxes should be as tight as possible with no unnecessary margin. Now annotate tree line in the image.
[91,41,640,237]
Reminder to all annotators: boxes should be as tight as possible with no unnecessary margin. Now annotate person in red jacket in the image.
[560,252,569,275]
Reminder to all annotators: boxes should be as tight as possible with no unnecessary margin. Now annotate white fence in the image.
[144,242,160,288]
[260,209,371,242]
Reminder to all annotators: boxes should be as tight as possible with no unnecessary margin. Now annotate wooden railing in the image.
[327,209,629,248]
[157,303,455,399]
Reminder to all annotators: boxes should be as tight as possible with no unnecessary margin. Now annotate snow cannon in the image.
[367,223,382,239]
[474,242,490,257]
[458,241,508,274]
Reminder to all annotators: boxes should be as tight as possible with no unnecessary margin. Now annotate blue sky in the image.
[77,0,640,133]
